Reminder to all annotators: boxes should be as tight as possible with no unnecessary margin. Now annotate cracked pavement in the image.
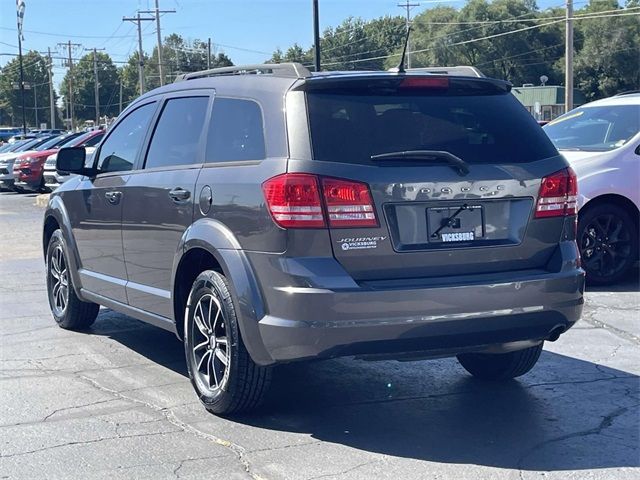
[1,191,639,479]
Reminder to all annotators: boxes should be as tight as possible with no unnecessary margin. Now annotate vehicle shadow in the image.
[586,266,639,293]
[96,314,639,473]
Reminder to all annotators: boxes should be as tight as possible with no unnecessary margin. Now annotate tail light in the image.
[535,167,578,218]
[263,174,377,229]
[262,174,324,228]
[322,177,377,227]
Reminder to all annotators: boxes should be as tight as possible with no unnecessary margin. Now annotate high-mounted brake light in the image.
[400,77,449,89]
[262,174,378,229]
[535,167,578,218]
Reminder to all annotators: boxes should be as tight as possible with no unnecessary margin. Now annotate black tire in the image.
[184,270,271,415]
[46,229,100,330]
[457,343,543,380]
[578,203,638,285]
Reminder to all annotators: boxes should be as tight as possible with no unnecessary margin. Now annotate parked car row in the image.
[0,130,104,193]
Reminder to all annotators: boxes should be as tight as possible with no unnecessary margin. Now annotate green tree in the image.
[60,51,120,123]
[0,51,60,128]
[574,0,640,99]
[120,34,234,99]
[268,43,313,65]
[268,16,404,71]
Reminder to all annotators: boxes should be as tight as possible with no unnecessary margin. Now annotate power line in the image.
[319,10,640,68]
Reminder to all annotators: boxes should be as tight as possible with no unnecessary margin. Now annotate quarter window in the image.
[97,102,156,173]
[206,98,266,162]
[145,97,209,169]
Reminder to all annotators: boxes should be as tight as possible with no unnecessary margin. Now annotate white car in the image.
[544,92,639,284]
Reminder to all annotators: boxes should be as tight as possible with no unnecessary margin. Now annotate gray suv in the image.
[44,63,584,415]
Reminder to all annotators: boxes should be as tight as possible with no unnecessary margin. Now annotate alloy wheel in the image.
[580,213,632,279]
[49,245,69,316]
[191,293,230,392]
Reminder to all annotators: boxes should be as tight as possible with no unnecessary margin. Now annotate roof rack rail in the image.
[614,90,640,96]
[406,66,485,78]
[174,63,311,82]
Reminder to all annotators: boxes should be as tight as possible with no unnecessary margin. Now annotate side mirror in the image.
[56,147,94,176]
[635,144,640,156]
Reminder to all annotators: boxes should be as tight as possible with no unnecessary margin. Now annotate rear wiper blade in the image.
[370,150,469,176]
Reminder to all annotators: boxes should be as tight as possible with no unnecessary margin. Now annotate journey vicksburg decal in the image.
[337,236,387,251]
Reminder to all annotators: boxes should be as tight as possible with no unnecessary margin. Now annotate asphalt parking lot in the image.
[0,191,638,480]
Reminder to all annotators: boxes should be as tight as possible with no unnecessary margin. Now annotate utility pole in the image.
[140,1,175,86]
[119,79,123,114]
[207,38,212,69]
[123,13,155,95]
[46,48,55,129]
[17,27,27,134]
[398,1,419,69]
[91,48,106,124]
[312,0,321,72]
[565,0,574,113]
[58,40,82,130]
[33,82,38,127]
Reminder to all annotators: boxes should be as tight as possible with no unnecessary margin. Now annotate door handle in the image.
[168,187,191,202]
[105,191,122,204]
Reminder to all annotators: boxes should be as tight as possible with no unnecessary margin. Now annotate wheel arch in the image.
[43,196,85,299]
[171,218,273,365]
[581,193,639,229]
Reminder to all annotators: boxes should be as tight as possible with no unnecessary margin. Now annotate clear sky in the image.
[1,0,568,85]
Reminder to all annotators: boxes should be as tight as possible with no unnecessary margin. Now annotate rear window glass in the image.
[307,92,558,164]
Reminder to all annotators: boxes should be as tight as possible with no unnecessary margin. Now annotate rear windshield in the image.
[307,91,558,164]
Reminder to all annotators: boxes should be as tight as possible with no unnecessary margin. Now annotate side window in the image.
[97,102,156,174]
[145,96,209,169]
[206,98,266,162]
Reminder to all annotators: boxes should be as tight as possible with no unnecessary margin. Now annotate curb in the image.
[35,194,50,207]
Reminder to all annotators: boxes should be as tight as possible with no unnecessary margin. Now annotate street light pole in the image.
[565,0,574,113]
[312,0,321,72]
[17,31,27,134]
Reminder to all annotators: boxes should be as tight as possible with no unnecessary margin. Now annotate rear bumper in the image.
[243,249,584,365]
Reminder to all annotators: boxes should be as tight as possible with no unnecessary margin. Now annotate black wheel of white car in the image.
[457,343,543,380]
[46,229,100,329]
[578,203,638,285]
[184,270,271,415]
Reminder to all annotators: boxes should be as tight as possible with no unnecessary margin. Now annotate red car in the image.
[12,131,94,192]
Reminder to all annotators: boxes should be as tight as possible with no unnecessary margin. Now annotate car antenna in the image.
[389,26,411,74]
